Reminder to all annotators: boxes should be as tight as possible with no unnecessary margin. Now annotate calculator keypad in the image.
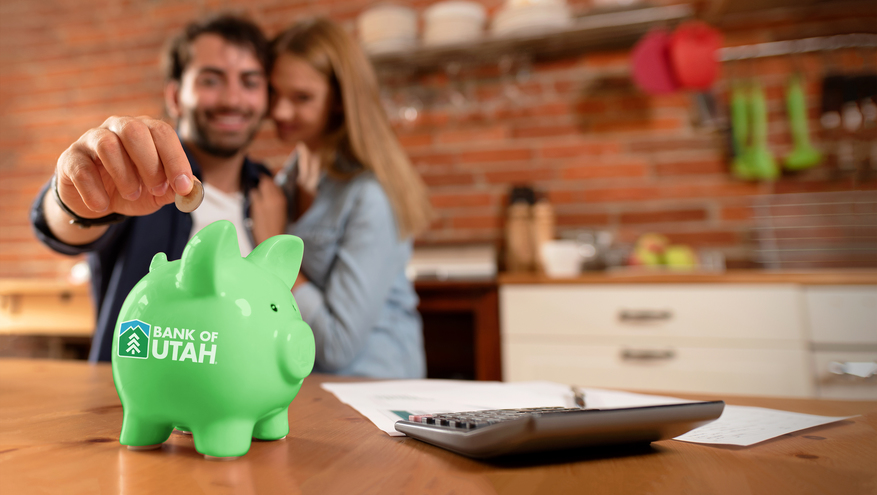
[409,407,591,430]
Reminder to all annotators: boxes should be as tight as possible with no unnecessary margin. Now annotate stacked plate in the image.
[357,4,417,54]
[492,0,571,37]
[423,1,487,46]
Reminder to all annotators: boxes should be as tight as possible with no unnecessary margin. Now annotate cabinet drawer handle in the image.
[618,309,673,322]
[621,348,676,361]
[827,361,877,379]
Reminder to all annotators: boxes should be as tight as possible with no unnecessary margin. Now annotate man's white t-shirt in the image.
[188,182,254,257]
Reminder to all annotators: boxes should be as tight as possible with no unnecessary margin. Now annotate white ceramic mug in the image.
[540,240,582,278]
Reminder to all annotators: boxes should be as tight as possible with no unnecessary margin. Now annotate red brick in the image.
[430,193,495,209]
[459,148,532,164]
[648,94,691,109]
[660,182,764,199]
[450,215,502,230]
[421,172,476,187]
[656,159,727,176]
[527,102,571,117]
[620,209,708,224]
[556,213,612,226]
[436,126,508,144]
[534,57,582,72]
[628,138,721,152]
[561,163,648,180]
[665,231,740,246]
[2,1,875,280]
[584,187,659,203]
[513,124,580,139]
[409,151,456,167]
[588,117,684,133]
[721,206,753,221]
[397,132,433,148]
[541,142,622,159]
[583,51,628,68]
[772,179,877,195]
[554,80,579,95]
[547,189,588,204]
[484,168,554,184]
[573,100,607,114]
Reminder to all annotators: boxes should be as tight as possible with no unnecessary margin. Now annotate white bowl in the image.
[424,1,486,23]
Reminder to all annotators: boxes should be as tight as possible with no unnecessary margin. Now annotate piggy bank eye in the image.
[270,304,278,312]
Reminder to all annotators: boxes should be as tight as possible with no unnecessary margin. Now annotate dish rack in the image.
[751,191,877,269]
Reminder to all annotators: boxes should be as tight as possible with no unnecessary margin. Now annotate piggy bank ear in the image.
[246,235,304,289]
[149,252,168,273]
[179,220,241,296]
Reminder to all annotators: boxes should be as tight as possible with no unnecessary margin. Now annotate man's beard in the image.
[187,107,262,158]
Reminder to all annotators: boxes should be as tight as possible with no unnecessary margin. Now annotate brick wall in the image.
[1,0,875,278]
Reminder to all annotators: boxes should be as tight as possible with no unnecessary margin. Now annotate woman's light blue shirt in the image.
[289,169,426,379]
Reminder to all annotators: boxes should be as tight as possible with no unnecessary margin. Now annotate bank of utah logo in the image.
[118,319,150,359]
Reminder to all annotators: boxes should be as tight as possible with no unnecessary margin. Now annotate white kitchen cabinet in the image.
[804,286,877,399]
[804,287,877,344]
[500,283,877,399]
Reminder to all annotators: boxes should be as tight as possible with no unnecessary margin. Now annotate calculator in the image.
[394,401,725,458]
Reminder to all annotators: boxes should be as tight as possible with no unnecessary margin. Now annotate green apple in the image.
[665,245,698,270]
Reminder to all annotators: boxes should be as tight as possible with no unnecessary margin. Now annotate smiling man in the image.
[30,14,287,362]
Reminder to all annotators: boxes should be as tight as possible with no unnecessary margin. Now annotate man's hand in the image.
[56,116,194,218]
[249,175,288,245]
[44,116,195,245]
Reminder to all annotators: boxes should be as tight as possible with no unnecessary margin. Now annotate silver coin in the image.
[174,177,204,213]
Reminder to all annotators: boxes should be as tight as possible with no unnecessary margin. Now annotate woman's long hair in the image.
[272,18,434,238]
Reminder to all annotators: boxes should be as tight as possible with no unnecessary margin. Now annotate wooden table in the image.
[1,359,875,494]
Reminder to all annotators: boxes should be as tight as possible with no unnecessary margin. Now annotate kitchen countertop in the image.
[499,269,877,285]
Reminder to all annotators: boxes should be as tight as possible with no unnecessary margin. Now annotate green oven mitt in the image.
[730,83,754,180]
[784,75,822,171]
[749,83,779,181]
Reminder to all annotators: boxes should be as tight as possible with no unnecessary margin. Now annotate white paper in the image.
[673,405,853,446]
[321,380,854,446]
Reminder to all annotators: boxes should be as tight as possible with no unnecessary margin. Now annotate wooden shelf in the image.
[369,4,693,74]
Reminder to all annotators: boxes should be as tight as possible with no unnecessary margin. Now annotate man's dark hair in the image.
[163,13,271,82]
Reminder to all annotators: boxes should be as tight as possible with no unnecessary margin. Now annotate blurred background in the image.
[1,0,875,398]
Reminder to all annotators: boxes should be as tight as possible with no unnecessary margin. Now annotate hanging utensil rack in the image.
[719,33,877,61]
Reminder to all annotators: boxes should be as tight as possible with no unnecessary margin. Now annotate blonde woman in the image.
[266,18,433,378]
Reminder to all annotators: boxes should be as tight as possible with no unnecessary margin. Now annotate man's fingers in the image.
[259,175,275,193]
[143,118,194,196]
[60,149,111,214]
[86,128,142,202]
[106,116,167,196]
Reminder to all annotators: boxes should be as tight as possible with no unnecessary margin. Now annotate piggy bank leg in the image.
[253,406,289,441]
[192,419,255,459]
[120,413,173,450]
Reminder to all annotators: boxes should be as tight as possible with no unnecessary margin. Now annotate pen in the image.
[571,386,586,409]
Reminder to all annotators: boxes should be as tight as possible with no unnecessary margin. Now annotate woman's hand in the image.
[249,175,288,245]
[292,271,309,291]
[294,142,321,216]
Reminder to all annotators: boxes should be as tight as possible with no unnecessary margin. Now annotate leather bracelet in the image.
[51,175,128,228]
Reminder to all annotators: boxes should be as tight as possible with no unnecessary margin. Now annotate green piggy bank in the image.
[112,220,315,459]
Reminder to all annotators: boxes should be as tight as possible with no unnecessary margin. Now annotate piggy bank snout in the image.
[277,322,315,383]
